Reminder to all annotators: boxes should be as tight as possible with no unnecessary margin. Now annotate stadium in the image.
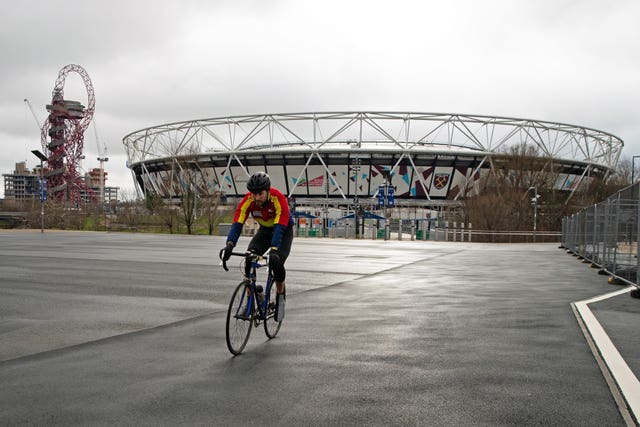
[122,111,623,211]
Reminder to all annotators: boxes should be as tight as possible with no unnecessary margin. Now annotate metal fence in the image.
[562,182,640,290]
[291,219,561,243]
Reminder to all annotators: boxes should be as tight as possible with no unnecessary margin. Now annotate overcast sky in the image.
[2,0,639,199]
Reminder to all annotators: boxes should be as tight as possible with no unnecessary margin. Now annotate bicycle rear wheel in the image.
[226,281,253,355]
[263,280,282,338]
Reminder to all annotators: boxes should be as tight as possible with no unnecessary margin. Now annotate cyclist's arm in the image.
[227,193,252,246]
[269,189,291,249]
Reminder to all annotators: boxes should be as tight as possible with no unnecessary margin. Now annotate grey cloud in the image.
[2,0,640,198]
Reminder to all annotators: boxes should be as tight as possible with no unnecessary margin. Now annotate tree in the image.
[170,157,197,234]
[200,183,223,235]
[607,156,635,187]
[144,191,163,215]
[461,143,562,233]
[460,146,640,236]
[180,183,196,235]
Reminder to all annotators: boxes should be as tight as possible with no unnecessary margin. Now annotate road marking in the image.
[572,287,639,426]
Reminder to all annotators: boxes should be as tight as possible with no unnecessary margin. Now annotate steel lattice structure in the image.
[123,112,623,204]
[40,64,95,202]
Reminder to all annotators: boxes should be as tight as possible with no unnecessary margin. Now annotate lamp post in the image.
[528,186,540,242]
[31,149,47,233]
[383,180,389,241]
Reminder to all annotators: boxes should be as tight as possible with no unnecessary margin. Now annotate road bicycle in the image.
[221,250,282,355]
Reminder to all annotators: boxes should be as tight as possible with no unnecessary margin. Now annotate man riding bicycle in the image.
[220,172,294,321]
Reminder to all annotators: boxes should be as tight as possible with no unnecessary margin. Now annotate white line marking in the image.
[573,286,640,424]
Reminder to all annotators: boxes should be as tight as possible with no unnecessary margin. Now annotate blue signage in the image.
[377,185,385,206]
[387,186,395,206]
[39,179,47,202]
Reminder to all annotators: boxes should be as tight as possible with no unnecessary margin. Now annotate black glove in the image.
[220,242,234,261]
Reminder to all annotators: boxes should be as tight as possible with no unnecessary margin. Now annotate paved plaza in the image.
[0,231,637,425]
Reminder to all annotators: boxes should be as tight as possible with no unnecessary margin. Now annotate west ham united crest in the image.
[433,173,450,190]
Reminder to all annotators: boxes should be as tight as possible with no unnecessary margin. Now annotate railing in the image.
[562,182,640,290]
[292,220,561,243]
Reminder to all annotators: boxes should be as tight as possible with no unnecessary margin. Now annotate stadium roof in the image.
[124,111,623,170]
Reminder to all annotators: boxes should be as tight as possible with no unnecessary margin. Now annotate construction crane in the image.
[24,98,42,129]
[93,118,109,204]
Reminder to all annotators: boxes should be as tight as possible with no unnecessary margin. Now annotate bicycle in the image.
[221,250,282,355]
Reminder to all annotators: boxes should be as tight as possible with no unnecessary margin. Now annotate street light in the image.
[528,186,540,242]
[31,149,47,233]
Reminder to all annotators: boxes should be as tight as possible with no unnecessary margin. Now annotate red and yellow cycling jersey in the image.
[228,187,293,248]
[232,187,291,228]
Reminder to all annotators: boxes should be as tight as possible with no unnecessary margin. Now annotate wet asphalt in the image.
[0,231,635,426]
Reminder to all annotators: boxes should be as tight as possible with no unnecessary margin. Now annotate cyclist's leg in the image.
[272,225,293,321]
[272,224,293,292]
[246,226,272,254]
[245,227,271,276]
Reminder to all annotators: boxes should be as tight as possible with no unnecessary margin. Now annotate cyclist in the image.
[220,171,294,321]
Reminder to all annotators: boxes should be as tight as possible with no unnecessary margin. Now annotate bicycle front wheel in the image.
[226,281,253,355]
[263,280,282,339]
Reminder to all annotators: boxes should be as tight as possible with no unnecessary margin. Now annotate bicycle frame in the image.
[224,251,274,321]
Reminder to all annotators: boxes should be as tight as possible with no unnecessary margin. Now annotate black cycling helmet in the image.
[247,171,271,193]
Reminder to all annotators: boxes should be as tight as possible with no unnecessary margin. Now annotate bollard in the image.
[411,223,416,241]
[398,220,403,241]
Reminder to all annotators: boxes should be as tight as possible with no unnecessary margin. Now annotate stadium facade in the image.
[122,112,623,208]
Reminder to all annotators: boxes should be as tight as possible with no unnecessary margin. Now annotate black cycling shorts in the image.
[246,225,293,281]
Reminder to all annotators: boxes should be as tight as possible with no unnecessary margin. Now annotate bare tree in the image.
[170,157,197,235]
[461,146,640,234]
[462,143,562,232]
[608,156,635,187]
[199,178,223,235]
[158,202,178,234]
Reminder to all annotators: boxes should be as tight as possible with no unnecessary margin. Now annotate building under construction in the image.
[2,162,118,204]
[2,162,40,200]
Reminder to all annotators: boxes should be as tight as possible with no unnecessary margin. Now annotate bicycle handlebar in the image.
[219,250,266,272]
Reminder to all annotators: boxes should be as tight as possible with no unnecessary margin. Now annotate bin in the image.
[377,229,386,239]
[416,230,430,240]
[308,229,317,237]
